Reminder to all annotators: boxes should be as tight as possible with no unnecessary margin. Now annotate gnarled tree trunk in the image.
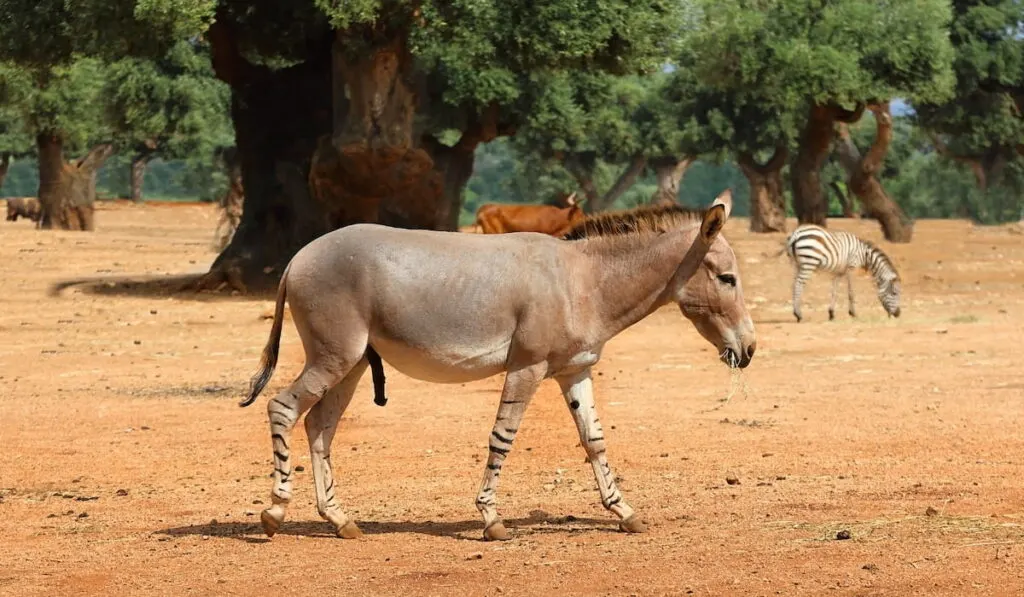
[130,151,154,203]
[791,103,864,226]
[649,156,694,205]
[36,135,114,231]
[738,148,787,233]
[0,152,10,191]
[199,19,334,292]
[833,104,913,242]
[203,17,501,291]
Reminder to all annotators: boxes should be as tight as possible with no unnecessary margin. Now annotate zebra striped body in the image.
[784,224,901,322]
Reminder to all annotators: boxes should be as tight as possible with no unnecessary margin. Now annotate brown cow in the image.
[475,192,586,236]
[6,197,42,223]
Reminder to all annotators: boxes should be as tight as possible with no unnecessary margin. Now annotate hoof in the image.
[619,514,647,534]
[337,520,363,539]
[260,509,281,538]
[483,521,510,541]
[794,314,802,323]
[828,310,835,321]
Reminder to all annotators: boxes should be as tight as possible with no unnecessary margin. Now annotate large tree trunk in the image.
[738,148,787,233]
[130,152,152,203]
[649,156,693,205]
[36,135,114,231]
[833,104,913,242]
[0,152,10,191]
[200,19,334,292]
[791,103,864,226]
[204,18,500,291]
[215,147,244,251]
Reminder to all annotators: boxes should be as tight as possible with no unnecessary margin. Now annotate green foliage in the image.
[104,40,234,158]
[0,0,214,67]
[0,58,111,150]
[914,1,1024,169]
[687,0,955,108]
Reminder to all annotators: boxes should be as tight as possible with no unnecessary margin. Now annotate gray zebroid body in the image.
[243,190,756,540]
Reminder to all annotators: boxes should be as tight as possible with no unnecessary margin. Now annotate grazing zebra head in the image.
[565,189,756,368]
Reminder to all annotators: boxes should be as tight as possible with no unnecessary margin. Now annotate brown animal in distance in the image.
[6,197,42,223]
[475,191,586,236]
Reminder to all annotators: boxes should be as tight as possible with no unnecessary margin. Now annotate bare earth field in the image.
[1,200,1023,596]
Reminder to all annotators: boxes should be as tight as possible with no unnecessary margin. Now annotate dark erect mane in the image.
[561,203,708,240]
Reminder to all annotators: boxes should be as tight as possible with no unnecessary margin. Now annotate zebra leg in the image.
[792,267,811,322]
[475,364,545,541]
[829,276,839,321]
[303,359,368,538]
[260,363,347,538]
[556,369,643,533]
[846,273,857,317]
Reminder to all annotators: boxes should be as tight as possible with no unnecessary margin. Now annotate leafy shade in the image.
[104,40,234,158]
[687,0,955,106]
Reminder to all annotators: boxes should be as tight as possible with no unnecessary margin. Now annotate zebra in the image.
[784,224,902,322]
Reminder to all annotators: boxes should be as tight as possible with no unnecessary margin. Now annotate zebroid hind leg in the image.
[303,360,368,538]
[475,363,545,541]
[261,364,345,537]
[557,369,644,533]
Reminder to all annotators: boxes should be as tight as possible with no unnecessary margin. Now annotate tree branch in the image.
[74,143,116,173]
[860,103,892,178]
[832,102,866,123]
[738,146,788,175]
[594,153,646,211]
[929,132,987,190]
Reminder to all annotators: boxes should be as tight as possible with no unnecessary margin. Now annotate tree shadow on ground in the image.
[48,274,275,302]
[156,511,621,544]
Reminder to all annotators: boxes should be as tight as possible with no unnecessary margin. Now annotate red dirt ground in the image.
[1,201,1023,596]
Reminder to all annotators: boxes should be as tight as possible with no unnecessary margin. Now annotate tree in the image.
[914,0,1024,217]
[196,1,679,290]
[103,40,234,202]
[0,58,115,229]
[510,73,653,212]
[0,63,35,192]
[2,1,675,278]
[0,0,214,228]
[687,0,955,241]
[660,42,799,233]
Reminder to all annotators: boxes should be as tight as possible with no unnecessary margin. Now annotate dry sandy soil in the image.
[1,200,1023,596]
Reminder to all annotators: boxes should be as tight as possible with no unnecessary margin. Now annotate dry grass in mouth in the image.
[699,364,751,413]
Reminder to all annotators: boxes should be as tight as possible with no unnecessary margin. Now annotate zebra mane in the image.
[562,203,707,240]
[860,238,900,280]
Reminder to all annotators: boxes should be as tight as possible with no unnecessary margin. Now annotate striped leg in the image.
[828,276,839,321]
[260,364,344,538]
[303,360,368,538]
[557,369,644,533]
[475,364,545,541]
[792,266,811,322]
[846,273,857,317]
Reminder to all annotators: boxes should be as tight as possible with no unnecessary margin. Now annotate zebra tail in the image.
[241,265,290,407]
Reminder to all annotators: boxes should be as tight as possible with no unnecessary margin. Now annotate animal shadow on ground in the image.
[48,274,273,302]
[157,511,619,544]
